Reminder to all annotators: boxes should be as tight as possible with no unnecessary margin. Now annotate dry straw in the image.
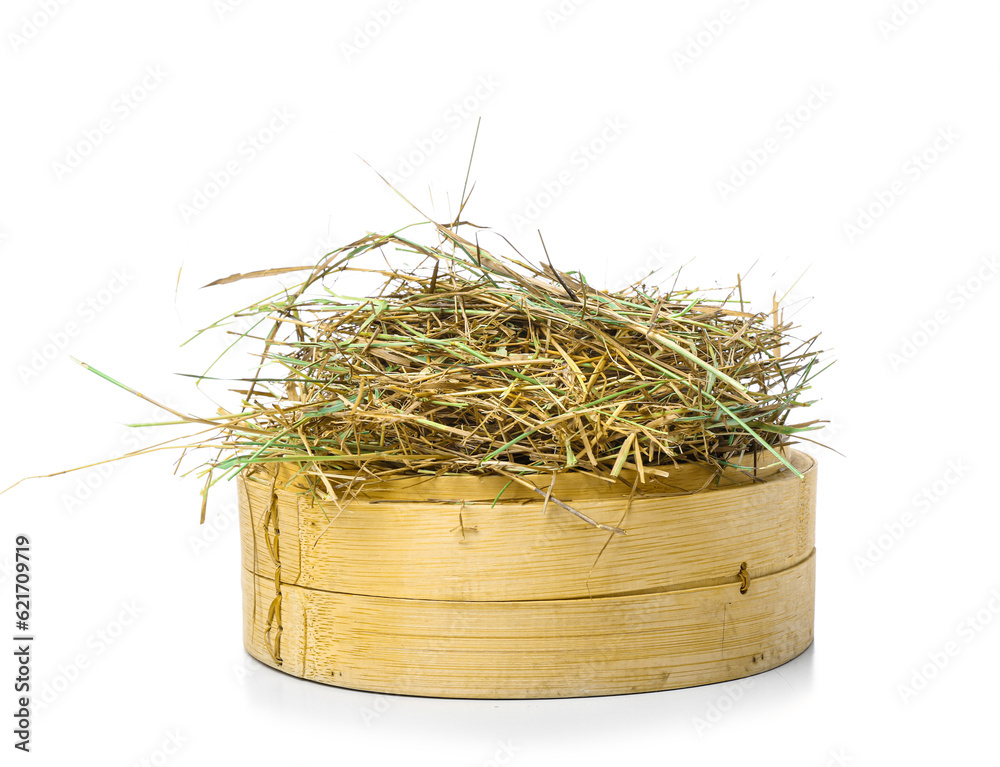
[4,183,827,528]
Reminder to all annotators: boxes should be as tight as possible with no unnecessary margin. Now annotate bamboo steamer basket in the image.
[238,449,817,698]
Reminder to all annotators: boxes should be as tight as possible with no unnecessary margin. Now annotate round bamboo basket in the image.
[238,450,817,698]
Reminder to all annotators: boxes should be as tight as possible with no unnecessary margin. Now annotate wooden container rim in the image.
[245,448,815,503]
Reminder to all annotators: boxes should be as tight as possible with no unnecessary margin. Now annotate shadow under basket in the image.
[238,450,817,699]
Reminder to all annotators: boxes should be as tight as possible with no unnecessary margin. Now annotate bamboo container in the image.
[238,450,817,698]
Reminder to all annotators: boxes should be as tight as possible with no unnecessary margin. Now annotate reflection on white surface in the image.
[238,642,815,743]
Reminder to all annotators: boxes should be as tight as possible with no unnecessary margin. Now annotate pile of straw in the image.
[155,213,826,510]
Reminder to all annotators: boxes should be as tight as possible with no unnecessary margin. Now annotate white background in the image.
[2,1,998,765]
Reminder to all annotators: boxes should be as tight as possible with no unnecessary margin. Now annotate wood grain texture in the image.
[238,451,817,697]
[242,551,815,698]
[239,451,816,602]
